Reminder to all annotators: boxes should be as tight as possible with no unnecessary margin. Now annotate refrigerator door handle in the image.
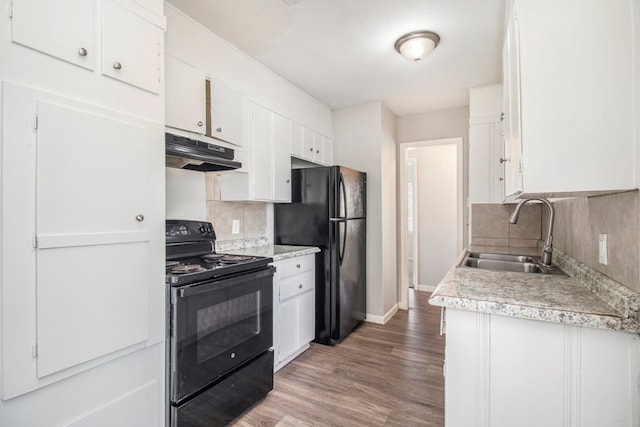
[339,172,347,219]
[339,221,347,266]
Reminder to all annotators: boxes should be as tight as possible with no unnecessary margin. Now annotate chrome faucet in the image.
[509,198,555,267]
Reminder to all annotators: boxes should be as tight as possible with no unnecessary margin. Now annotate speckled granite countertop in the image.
[220,244,320,262]
[429,247,640,333]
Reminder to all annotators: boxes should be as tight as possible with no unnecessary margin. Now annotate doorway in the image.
[398,138,463,310]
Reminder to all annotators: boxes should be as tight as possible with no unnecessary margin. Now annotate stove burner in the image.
[201,253,224,262]
[170,264,205,274]
[219,255,254,264]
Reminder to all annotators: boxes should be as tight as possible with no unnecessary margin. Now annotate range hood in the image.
[165,133,241,172]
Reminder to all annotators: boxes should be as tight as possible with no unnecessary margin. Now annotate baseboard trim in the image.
[366,304,399,325]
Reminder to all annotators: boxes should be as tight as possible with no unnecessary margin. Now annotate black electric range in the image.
[165,219,272,286]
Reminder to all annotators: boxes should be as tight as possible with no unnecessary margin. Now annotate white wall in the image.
[398,106,470,248]
[332,102,398,321]
[410,144,458,287]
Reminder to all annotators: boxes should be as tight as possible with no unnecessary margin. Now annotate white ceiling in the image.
[166,0,506,116]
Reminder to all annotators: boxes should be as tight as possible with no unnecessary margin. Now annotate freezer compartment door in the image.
[330,218,366,342]
[332,166,366,220]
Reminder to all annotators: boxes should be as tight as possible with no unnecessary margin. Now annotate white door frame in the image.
[407,157,419,288]
[398,137,464,310]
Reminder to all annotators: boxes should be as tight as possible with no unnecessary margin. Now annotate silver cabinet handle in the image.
[78,47,88,57]
[197,121,203,127]
[216,127,222,133]
[135,214,145,222]
[499,157,508,164]
[113,62,122,70]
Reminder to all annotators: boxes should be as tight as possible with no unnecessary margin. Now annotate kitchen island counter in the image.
[429,247,640,333]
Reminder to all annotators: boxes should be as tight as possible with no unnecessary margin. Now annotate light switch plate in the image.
[232,219,240,234]
[598,234,608,265]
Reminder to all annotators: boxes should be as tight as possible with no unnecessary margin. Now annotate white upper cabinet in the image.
[210,78,245,147]
[101,0,162,94]
[291,123,332,166]
[10,0,95,70]
[219,102,291,202]
[165,54,206,133]
[503,0,636,198]
[10,0,163,94]
[273,113,292,202]
[469,84,504,203]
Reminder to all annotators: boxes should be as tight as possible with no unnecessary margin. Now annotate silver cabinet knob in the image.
[298,284,303,289]
[113,62,122,70]
[309,148,313,152]
[296,264,301,268]
[78,47,88,57]
[197,121,203,127]
[500,112,505,121]
[286,179,290,183]
[499,157,508,164]
[499,177,504,181]
[216,127,222,133]
[316,150,320,154]
[135,214,144,222]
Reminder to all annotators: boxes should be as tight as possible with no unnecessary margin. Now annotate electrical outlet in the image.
[598,234,608,265]
[232,219,240,235]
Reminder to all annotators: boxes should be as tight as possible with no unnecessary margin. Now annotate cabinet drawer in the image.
[279,272,314,301]
[278,255,314,280]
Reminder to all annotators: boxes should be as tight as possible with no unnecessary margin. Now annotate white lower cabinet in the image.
[273,254,316,372]
[444,309,640,427]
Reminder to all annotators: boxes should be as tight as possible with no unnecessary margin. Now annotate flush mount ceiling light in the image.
[394,31,441,62]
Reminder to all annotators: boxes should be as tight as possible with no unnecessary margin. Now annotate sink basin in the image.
[459,252,565,275]
[466,252,534,263]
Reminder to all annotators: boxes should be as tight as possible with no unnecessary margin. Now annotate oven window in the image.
[196,290,262,364]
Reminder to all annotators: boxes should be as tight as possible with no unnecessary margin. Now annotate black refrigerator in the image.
[274,166,366,346]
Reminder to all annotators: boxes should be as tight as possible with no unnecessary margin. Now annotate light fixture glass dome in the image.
[395,31,440,62]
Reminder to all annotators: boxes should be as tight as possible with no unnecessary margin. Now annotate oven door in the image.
[169,266,274,404]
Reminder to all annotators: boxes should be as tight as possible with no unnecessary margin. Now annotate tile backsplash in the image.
[205,173,269,242]
[471,190,640,293]
[471,203,542,248]
[551,190,639,293]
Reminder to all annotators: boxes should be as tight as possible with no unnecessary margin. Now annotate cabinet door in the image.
[251,103,274,200]
[101,0,161,94]
[312,132,324,165]
[290,122,304,158]
[298,290,315,345]
[11,0,94,70]
[278,299,297,363]
[273,114,292,202]
[34,100,151,378]
[502,1,523,198]
[469,122,504,203]
[303,127,315,161]
[210,79,244,146]
[165,55,206,133]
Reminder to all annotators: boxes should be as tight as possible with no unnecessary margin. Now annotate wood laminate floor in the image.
[231,290,445,427]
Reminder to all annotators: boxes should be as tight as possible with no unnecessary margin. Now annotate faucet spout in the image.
[509,198,555,267]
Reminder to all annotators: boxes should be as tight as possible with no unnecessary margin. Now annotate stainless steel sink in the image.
[466,252,534,263]
[459,252,565,275]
